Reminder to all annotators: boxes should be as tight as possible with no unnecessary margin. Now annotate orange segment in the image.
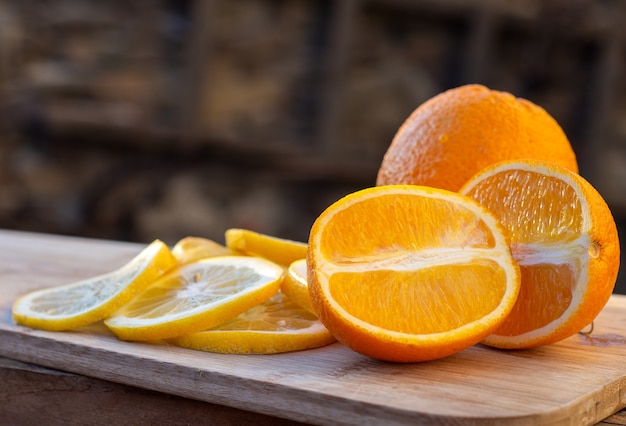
[329,263,509,335]
[460,160,620,348]
[307,185,520,362]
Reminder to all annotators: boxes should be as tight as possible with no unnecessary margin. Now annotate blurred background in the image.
[0,0,624,291]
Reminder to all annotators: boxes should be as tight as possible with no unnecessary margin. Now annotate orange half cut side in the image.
[461,160,620,348]
[307,185,520,362]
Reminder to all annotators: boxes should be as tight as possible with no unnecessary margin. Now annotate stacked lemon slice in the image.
[12,230,335,355]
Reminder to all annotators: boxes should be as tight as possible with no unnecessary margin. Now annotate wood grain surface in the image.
[0,357,304,426]
[1,229,625,425]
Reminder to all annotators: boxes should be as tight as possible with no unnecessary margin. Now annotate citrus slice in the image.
[171,236,231,265]
[169,292,335,354]
[281,258,314,313]
[307,185,520,362]
[12,240,177,331]
[460,159,620,349]
[225,228,307,267]
[104,256,284,341]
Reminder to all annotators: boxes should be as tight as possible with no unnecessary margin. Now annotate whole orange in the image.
[376,84,579,192]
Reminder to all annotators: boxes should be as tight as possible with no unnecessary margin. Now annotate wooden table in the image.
[1,229,626,425]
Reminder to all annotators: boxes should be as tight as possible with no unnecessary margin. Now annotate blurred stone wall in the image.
[0,0,624,290]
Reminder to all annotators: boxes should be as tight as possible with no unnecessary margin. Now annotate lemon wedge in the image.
[104,256,284,341]
[225,228,307,267]
[169,292,335,354]
[171,236,231,265]
[281,258,314,313]
[12,240,177,331]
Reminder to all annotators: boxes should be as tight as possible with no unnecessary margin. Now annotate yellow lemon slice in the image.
[12,240,177,331]
[225,228,307,267]
[281,258,314,313]
[171,236,231,265]
[104,256,284,341]
[169,292,336,354]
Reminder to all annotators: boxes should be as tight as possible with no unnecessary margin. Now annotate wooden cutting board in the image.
[1,229,625,425]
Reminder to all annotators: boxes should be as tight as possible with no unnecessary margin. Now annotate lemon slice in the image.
[171,236,231,265]
[12,240,177,331]
[104,256,284,341]
[169,292,336,354]
[281,258,314,313]
[225,228,307,267]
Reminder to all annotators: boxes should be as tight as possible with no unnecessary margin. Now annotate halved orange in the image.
[307,185,521,362]
[460,160,620,349]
